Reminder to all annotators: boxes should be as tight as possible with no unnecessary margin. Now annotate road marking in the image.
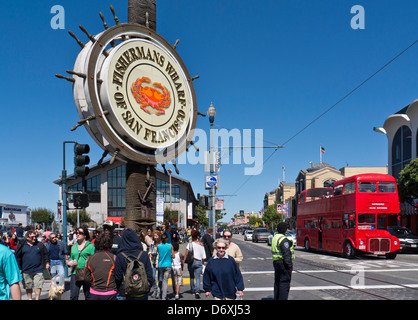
[243,283,418,292]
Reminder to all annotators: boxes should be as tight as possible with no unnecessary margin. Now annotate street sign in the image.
[205,175,219,189]
[215,199,224,210]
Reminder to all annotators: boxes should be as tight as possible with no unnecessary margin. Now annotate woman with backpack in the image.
[114,228,153,300]
[85,233,117,300]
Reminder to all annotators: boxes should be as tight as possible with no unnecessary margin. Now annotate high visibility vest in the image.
[271,233,295,261]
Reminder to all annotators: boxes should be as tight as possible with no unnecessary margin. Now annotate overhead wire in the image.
[227,38,418,200]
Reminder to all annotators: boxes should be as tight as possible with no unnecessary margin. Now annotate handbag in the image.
[74,243,91,282]
[185,242,194,264]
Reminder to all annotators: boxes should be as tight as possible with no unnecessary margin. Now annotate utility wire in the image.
[229,38,418,199]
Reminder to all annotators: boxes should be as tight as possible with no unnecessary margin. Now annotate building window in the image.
[108,165,126,217]
[68,175,101,203]
[323,179,336,188]
[392,125,412,179]
[157,178,180,203]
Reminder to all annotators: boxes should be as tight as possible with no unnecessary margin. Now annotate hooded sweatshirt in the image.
[114,228,153,292]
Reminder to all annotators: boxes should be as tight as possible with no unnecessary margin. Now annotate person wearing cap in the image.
[103,220,122,255]
[271,222,295,300]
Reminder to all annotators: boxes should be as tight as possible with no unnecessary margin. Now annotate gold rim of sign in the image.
[73,23,197,165]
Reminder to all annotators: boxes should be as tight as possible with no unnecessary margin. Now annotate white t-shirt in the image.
[187,242,206,261]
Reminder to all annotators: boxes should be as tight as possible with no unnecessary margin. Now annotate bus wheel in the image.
[343,241,355,259]
[304,238,311,251]
[385,251,397,259]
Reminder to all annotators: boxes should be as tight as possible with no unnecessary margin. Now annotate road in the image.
[18,233,418,300]
[236,233,418,300]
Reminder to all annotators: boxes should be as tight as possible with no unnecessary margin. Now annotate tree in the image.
[262,204,284,230]
[249,215,262,227]
[398,158,418,206]
[31,208,54,226]
[67,209,91,227]
[193,205,227,227]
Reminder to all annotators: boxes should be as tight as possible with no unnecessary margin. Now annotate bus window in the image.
[334,185,343,196]
[300,193,306,203]
[358,213,375,224]
[343,214,356,229]
[358,182,376,193]
[378,182,395,193]
[343,182,355,194]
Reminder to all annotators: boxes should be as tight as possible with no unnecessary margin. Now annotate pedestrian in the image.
[214,229,243,266]
[201,227,214,262]
[67,226,95,300]
[35,225,43,242]
[8,234,18,253]
[171,241,183,300]
[85,233,117,300]
[115,228,153,300]
[103,220,122,254]
[15,223,24,242]
[0,243,22,300]
[203,238,244,300]
[183,230,206,299]
[157,233,172,300]
[15,230,50,300]
[45,232,68,287]
[271,222,294,300]
[148,230,161,298]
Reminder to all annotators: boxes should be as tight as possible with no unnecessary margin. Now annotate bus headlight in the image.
[394,240,398,246]
[359,240,364,245]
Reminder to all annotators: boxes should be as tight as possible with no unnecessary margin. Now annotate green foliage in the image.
[31,208,54,225]
[398,159,418,206]
[194,205,227,227]
[262,204,285,229]
[67,209,91,227]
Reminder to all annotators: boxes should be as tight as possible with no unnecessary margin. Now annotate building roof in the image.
[306,162,337,173]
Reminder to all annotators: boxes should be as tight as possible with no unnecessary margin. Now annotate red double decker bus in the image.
[297,173,400,259]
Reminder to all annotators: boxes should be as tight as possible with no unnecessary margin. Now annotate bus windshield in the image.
[358,213,375,224]
[358,182,376,193]
[378,182,395,193]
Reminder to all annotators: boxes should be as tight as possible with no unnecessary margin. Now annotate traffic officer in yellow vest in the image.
[271,222,295,300]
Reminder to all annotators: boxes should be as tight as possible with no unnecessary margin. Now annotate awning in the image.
[105,217,123,224]
[188,218,199,224]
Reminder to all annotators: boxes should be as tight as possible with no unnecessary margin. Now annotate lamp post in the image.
[207,103,216,238]
[168,168,173,224]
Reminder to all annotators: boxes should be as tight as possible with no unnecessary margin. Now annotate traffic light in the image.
[199,194,209,208]
[74,143,90,178]
[73,193,89,209]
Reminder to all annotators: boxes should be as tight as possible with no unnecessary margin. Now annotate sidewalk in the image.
[19,239,209,300]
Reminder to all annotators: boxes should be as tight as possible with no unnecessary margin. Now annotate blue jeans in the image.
[50,260,65,286]
[188,260,203,294]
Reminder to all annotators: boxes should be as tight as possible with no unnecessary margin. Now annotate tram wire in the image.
[224,38,418,196]
[294,254,418,300]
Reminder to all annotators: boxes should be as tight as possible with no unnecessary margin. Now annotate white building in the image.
[54,159,197,228]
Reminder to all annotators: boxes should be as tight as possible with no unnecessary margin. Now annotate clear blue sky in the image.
[1,0,417,223]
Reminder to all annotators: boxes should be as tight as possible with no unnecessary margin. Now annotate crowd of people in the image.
[0,222,249,301]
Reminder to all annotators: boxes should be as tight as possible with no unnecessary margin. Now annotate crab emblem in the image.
[131,76,171,114]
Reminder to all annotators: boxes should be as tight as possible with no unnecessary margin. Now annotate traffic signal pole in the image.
[62,141,76,277]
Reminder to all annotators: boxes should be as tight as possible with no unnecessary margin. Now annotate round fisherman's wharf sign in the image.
[71,23,197,164]
[100,38,191,150]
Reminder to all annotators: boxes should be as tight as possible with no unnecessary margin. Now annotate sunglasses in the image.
[76,231,84,235]
[223,235,231,238]
[216,246,226,250]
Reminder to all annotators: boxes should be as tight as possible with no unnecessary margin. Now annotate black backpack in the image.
[121,251,149,296]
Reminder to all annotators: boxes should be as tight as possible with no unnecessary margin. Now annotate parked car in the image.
[252,228,270,243]
[387,226,418,252]
[267,230,297,246]
[244,229,253,241]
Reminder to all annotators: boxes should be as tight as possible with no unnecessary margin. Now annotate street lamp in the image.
[168,168,173,224]
[207,102,216,238]
[208,102,216,124]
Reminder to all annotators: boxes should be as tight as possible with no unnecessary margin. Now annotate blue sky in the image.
[1,0,417,223]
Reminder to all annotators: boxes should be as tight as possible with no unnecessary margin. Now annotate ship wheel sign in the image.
[59,8,198,165]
